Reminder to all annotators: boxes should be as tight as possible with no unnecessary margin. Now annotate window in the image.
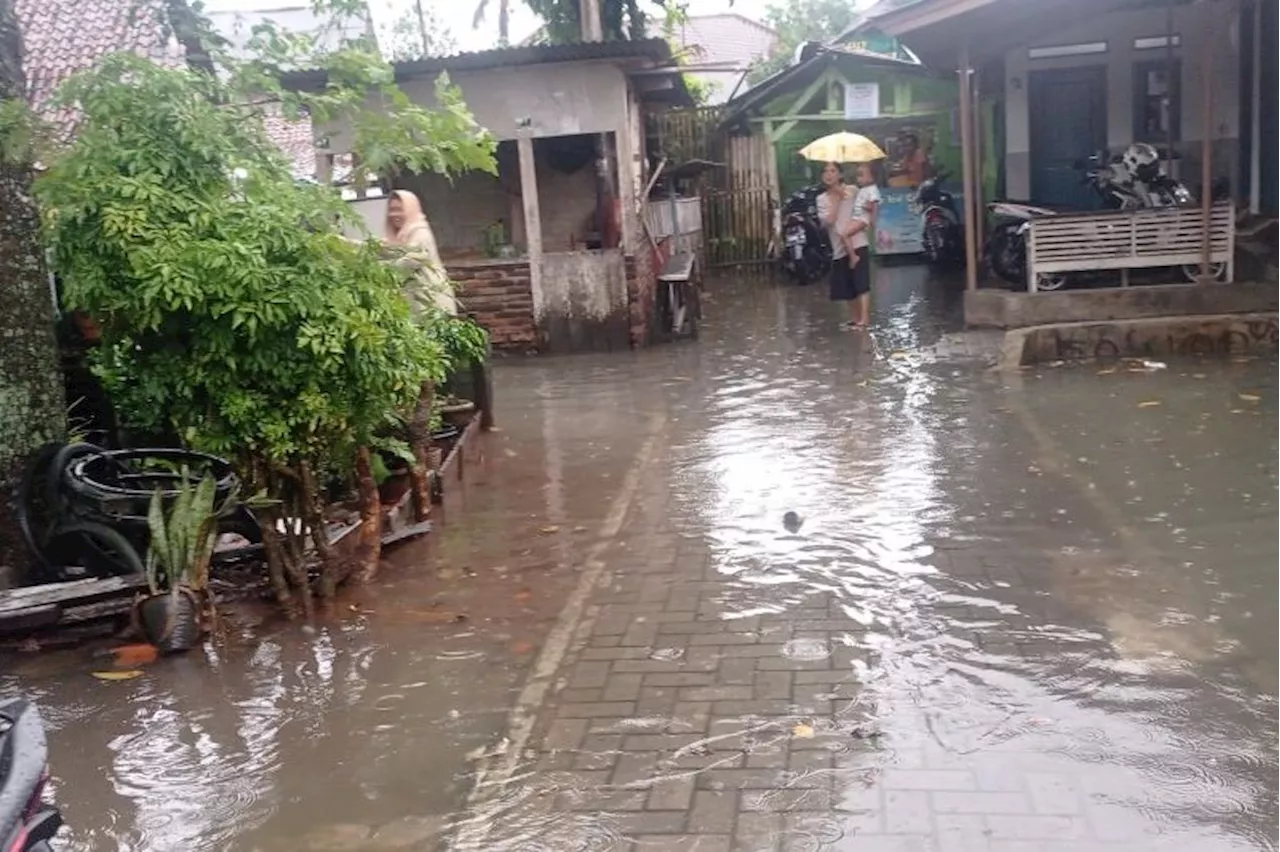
[1134,60,1180,142]
[1134,35,1181,50]
[1028,41,1108,59]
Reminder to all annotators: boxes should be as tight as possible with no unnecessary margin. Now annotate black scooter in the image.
[0,698,62,851]
[912,168,963,268]
[778,185,832,285]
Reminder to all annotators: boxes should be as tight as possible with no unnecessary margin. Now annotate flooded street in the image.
[3,267,1276,851]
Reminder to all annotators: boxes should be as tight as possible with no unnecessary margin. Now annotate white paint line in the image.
[450,413,664,850]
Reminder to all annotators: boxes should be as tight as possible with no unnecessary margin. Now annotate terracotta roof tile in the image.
[14,0,315,175]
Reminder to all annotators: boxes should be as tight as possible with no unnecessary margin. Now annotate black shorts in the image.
[828,248,871,301]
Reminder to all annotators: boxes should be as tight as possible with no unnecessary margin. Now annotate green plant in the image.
[431,314,490,371]
[144,473,229,596]
[35,37,493,612]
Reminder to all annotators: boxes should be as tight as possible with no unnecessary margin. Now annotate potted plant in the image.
[135,473,228,654]
[372,439,416,506]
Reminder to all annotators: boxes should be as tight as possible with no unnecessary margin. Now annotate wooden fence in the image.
[653,108,777,268]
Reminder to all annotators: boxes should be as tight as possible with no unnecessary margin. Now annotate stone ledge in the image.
[1001,312,1279,367]
[966,283,1280,329]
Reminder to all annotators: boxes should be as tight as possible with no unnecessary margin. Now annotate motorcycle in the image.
[777,185,832,285]
[984,200,1068,291]
[984,142,1222,290]
[912,168,963,268]
[0,698,62,852]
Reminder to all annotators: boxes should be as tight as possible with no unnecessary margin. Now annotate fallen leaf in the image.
[1137,400,1162,408]
[1238,393,1261,402]
[93,670,143,681]
[792,722,815,739]
[110,644,158,667]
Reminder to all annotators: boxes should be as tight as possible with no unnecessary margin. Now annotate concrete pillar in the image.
[959,42,979,292]
[517,135,544,322]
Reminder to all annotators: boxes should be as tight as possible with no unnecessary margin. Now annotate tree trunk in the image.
[0,1,66,587]
[406,380,434,522]
[353,445,382,582]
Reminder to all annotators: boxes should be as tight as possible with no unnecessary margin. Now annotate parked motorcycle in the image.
[984,142,1224,290]
[778,185,832,285]
[0,698,62,851]
[912,168,963,268]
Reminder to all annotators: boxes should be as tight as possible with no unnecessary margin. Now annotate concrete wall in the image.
[539,249,630,352]
[321,61,631,148]
[1009,312,1278,365]
[1003,4,1240,199]
[966,282,1280,329]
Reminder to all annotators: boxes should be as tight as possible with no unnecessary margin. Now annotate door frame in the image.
[1028,64,1108,206]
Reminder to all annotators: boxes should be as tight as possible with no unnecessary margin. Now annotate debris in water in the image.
[792,722,816,739]
[92,670,143,681]
[1137,400,1162,408]
[105,644,158,668]
[1097,368,1117,375]
[539,525,561,535]
[1128,359,1167,371]
[782,511,803,533]
[1239,392,1261,402]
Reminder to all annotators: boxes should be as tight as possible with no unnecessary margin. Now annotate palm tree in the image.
[472,0,512,46]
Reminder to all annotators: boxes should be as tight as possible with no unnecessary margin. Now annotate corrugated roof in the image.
[396,37,675,77]
[720,47,935,125]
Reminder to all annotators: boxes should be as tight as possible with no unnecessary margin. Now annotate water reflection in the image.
[1,269,1274,852]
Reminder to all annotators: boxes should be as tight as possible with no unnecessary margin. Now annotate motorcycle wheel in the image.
[1033,273,1071,292]
[1179,262,1227,283]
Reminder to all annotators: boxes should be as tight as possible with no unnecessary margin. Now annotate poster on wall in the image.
[872,185,965,256]
[843,83,880,120]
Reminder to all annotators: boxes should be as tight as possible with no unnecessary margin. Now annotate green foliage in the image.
[430,314,490,371]
[144,472,229,595]
[747,0,859,84]
[522,0,680,42]
[38,55,447,471]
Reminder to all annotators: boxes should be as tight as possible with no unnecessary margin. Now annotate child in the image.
[842,163,882,269]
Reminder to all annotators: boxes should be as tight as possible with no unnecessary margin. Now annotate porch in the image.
[863,0,1273,317]
[311,40,693,353]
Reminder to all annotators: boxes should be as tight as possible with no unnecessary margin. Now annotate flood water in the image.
[2,266,1276,851]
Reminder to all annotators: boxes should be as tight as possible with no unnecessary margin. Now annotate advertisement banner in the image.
[872,183,965,256]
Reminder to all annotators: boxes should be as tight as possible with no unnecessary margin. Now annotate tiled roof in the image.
[14,0,184,139]
[670,14,777,105]
[672,14,777,68]
[14,0,317,176]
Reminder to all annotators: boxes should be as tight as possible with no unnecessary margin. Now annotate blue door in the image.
[1029,66,1107,209]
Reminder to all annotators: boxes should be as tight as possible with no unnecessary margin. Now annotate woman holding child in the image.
[815,161,881,329]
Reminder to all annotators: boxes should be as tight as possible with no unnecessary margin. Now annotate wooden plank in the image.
[0,575,147,615]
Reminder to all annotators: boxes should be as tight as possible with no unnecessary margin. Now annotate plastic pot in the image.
[133,589,203,654]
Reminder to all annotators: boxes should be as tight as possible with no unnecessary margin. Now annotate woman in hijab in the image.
[384,189,457,317]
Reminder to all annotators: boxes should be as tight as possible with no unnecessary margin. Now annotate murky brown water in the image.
[2,266,1276,851]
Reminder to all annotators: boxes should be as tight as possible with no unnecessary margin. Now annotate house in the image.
[719,42,974,257]
[288,39,693,354]
[12,0,353,179]
[668,13,778,105]
[855,0,1276,217]
[852,0,1276,320]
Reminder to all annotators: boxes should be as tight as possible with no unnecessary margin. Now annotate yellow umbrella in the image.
[799,131,887,164]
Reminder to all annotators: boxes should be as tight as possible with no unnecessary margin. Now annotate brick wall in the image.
[448,261,538,353]
[626,250,656,348]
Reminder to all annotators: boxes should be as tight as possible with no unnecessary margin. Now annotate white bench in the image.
[1026,201,1235,292]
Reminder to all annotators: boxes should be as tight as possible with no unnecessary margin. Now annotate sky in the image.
[418,0,776,52]
[204,0,778,54]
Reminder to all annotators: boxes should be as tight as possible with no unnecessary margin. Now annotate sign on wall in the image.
[844,82,881,120]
